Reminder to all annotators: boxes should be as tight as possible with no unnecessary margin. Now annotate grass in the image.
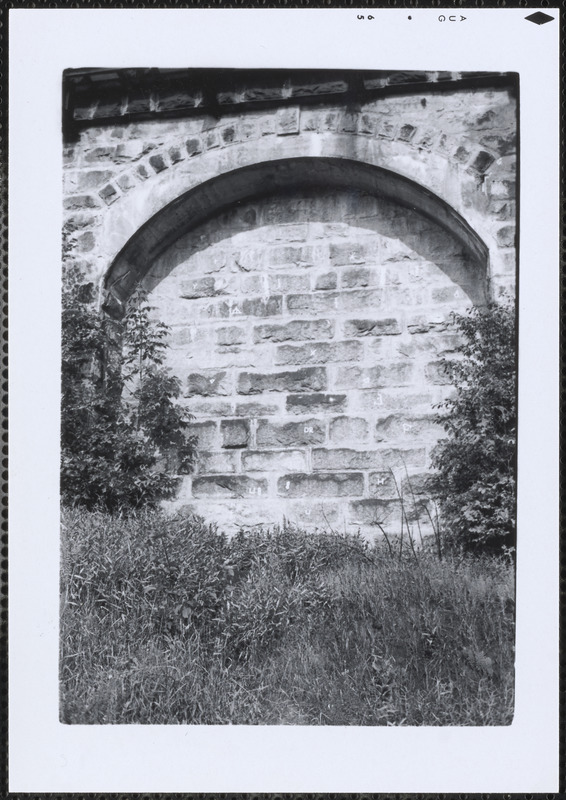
[60,508,515,725]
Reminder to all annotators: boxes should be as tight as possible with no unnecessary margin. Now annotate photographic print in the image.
[60,67,517,726]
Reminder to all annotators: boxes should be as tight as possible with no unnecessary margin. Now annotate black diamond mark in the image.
[525,12,554,25]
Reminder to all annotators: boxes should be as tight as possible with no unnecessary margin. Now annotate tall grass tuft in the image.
[60,509,515,725]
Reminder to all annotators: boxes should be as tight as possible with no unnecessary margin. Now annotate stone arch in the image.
[103,156,489,317]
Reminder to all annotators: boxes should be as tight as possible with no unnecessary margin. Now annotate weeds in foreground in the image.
[60,509,515,725]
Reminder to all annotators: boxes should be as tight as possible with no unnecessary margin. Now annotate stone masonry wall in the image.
[62,73,517,536]
[140,187,481,535]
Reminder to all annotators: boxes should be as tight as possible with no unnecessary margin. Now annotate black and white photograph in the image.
[7,7,560,794]
[60,66,518,727]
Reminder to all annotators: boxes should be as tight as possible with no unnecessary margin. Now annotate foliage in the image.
[60,509,515,725]
[429,302,517,554]
[61,272,196,511]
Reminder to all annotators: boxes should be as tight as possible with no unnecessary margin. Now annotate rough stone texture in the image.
[63,73,516,537]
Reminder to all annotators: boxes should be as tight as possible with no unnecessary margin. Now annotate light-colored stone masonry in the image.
[63,73,517,536]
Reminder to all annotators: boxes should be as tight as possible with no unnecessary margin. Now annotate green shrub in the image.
[60,271,196,511]
[429,302,517,554]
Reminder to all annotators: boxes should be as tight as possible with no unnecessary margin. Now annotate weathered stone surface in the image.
[276,106,300,135]
[312,448,386,471]
[287,290,383,315]
[348,499,400,526]
[335,364,414,389]
[257,418,325,447]
[63,194,101,210]
[277,472,364,498]
[329,416,369,445]
[374,415,442,443]
[343,318,401,337]
[180,277,224,299]
[368,472,398,499]
[254,319,334,343]
[187,421,218,450]
[216,326,247,346]
[237,367,326,395]
[424,360,454,385]
[329,243,370,266]
[286,393,347,414]
[216,296,282,319]
[235,401,281,417]
[187,371,231,396]
[221,419,250,448]
[315,272,337,291]
[192,475,268,498]
[268,274,310,293]
[198,451,239,474]
[275,340,363,366]
[242,449,307,472]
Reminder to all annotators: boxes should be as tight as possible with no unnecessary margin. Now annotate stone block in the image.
[72,170,115,192]
[387,71,430,85]
[329,243,369,266]
[469,150,496,174]
[329,416,369,445]
[180,277,222,299]
[286,393,347,415]
[149,153,167,173]
[235,401,281,418]
[189,400,233,417]
[348,499,400,527]
[290,80,347,97]
[341,267,370,288]
[407,316,449,334]
[237,367,327,395]
[276,106,300,135]
[374,415,442,443]
[242,449,307,472]
[253,319,334,343]
[116,173,136,192]
[398,124,417,142]
[198,451,239,474]
[216,296,282,319]
[315,272,337,291]
[312,448,386,471]
[287,290,383,315]
[287,501,343,528]
[187,370,231,397]
[99,184,119,205]
[343,318,401,337]
[216,326,247,346]
[185,137,203,156]
[168,146,184,164]
[63,195,101,210]
[335,363,414,389]
[275,340,363,367]
[277,472,364,498]
[220,419,250,449]
[424,360,454,385]
[187,421,218,450]
[257,419,325,447]
[368,472,398,499]
[192,475,268,499]
[496,225,516,248]
[268,274,310,294]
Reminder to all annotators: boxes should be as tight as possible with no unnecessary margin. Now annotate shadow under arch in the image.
[103,156,489,319]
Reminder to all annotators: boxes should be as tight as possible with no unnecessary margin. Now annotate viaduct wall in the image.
[62,70,517,535]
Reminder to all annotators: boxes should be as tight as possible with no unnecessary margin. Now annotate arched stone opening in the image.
[102,157,489,535]
[102,157,489,318]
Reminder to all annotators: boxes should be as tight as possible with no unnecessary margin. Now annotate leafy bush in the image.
[429,302,517,554]
[61,270,196,511]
